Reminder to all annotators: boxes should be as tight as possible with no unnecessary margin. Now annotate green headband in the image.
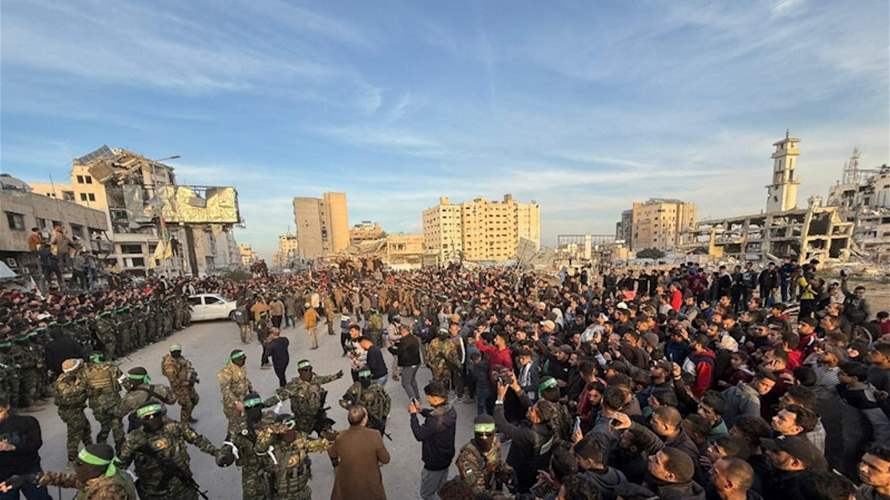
[539,377,558,392]
[90,353,104,363]
[297,360,312,369]
[170,344,182,352]
[281,419,296,429]
[474,423,496,433]
[358,369,371,378]
[127,373,150,383]
[136,404,162,418]
[77,449,117,478]
[229,351,246,362]
[244,397,263,408]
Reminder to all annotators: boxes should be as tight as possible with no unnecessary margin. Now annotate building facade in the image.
[238,243,257,266]
[28,146,240,277]
[292,192,349,259]
[827,150,890,262]
[684,133,853,264]
[272,233,299,268]
[0,175,110,274]
[422,194,541,263]
[622,199,697,251]
[349,221,385,245]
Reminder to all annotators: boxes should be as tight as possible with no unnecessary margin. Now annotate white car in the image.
[188,293,237,322]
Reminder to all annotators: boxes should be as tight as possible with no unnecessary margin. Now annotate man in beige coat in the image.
[329,405,390,500]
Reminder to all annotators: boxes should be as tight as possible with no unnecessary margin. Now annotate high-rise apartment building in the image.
[422,194,541,263]
[620,199,696,251]
[272,233,298,267]
[292,192,349,258]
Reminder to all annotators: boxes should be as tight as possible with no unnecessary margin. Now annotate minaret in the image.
[766,130,800,213]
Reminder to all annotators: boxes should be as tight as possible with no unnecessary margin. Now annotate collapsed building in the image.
[827,149,890,263]
[29,145,242,277]
[684,132,854,264]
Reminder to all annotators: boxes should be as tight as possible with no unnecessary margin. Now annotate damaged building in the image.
[827,149,890,263]
[684,133,854,264]
[29,145,241,277]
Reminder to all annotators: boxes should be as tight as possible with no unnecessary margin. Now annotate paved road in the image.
[20,319,479,499]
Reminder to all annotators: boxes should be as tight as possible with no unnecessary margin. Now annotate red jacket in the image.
[476,339,513,376]
[688,349,715,398]
[670,289,683,312]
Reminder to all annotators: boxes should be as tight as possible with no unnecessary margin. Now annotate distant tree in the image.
[637,247,666,259]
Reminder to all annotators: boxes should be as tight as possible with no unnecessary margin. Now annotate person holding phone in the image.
[408,382,457,500]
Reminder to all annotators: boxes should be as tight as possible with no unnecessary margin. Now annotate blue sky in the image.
[2,0,888,258]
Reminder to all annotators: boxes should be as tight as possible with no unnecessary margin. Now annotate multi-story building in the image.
[0,175,110,275]
[828,150,890,262]
[684,133,853,264]
[349,221,385,245]
[238,243,257,266]
[292,192,349,259]
[28,145,240,277]
[620,199,697,251]
[272,233,299,268]
[422,194,541,263]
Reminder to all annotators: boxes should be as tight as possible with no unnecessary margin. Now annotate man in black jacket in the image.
[390,325,422,400]
[359,336,388,385]
[0,394,51,499]
[409,381,457,500]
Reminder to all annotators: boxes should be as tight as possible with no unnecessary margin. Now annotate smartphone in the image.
[573,416,581,434]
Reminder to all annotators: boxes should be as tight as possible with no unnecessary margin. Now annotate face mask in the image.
[171,351,182,358]
[232,357,246,367]
[299,371,312,382]
[475,434,494,452]
[74,463,100,484]
[282,430,297,444]
[143,416,164,433]
[360,379,371,388]
[542,390,560,403]
[245,407,263,425]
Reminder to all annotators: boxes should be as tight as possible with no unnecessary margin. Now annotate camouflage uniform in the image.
[256,422,332,500]
[11,334,40,408]
[55,367,93,462]
[96,312,117,361]
[37,470,138,500]
[267,372,340,435]
[537,399,573,444]
[339,381,391,433]
[72,318,95,353]
[162,299,174,337]
[117,418,221,500]
[229,411,276,500]
[84,360,125,448]
[0,341,20,407]
[456,439,513,494]
[132,305,147,349]
[218,362,253,434]
[162,353,199,423]
[120,383,176,431]
[426,334,458,387]
[114,308,132,356]
[366,311,384,347]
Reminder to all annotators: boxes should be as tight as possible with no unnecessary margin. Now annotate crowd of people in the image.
[0,256,889,500]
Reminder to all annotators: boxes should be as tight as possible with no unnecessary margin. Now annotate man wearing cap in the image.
[120,367,176,431]
[456,414,512,495]
[409,381,457,500]
[117,401,232,500]
[218,349,254,435]
[256,413,333,500]
[266,360,343,436]
[760,435,824,500]
[54,358,92,465]
[1,443,137,499]
[162,344,200,424]
[339,369,390,435]
[84,352,125,449]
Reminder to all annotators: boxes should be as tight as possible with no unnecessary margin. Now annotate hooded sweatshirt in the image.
[409,404,457,471]
[581,466,627,500]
